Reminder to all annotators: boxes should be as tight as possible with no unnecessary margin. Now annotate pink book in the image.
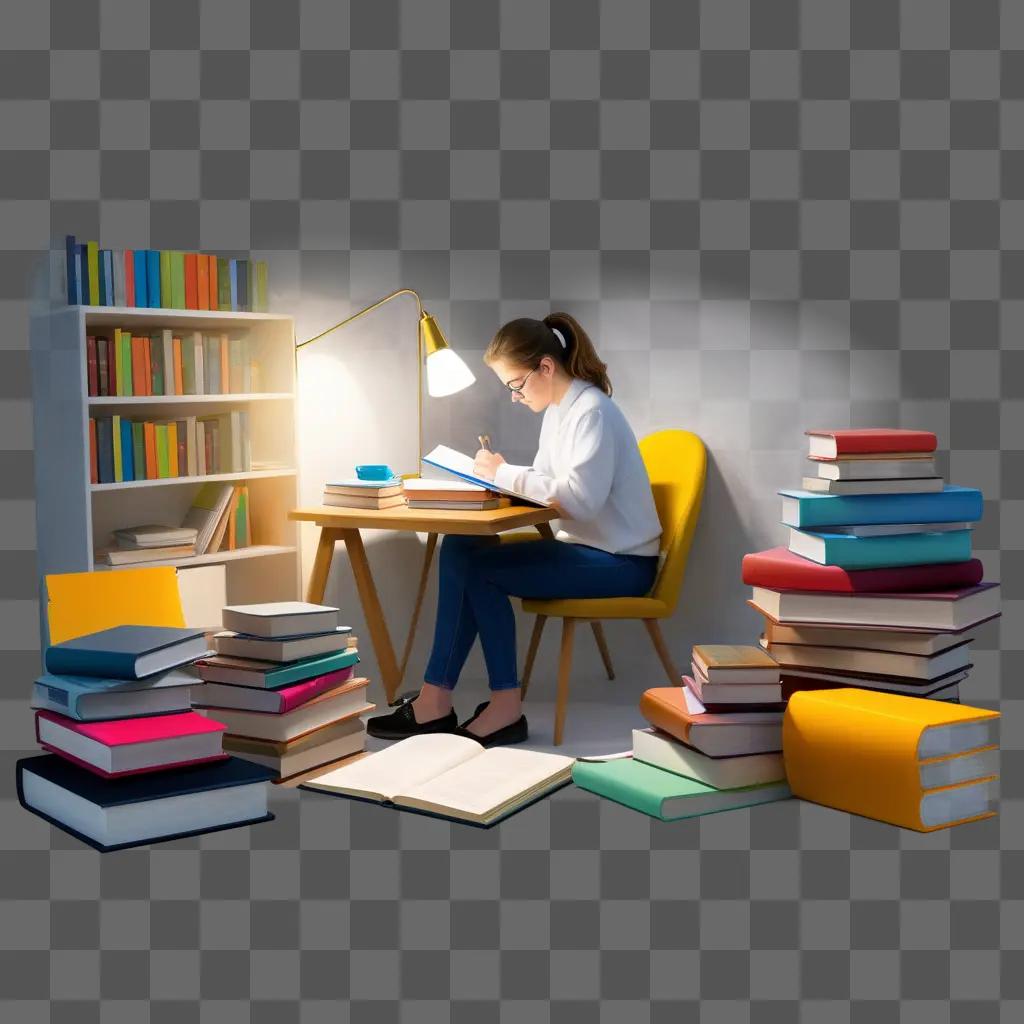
[193,664,356,715]
[35,709,227,779]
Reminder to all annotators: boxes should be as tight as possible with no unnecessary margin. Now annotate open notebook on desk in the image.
[421,444,549,507]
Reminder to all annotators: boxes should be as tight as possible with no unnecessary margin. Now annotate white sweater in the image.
[492,378,662,557]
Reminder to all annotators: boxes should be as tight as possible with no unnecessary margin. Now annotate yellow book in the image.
[86,241,99,305]
[111,414,123,482]
[167,421,179,476]
[783,688,1000,832]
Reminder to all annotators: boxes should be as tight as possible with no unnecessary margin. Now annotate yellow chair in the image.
[519,429,707,745]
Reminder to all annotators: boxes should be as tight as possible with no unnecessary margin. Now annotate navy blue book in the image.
[17,754,275,853]
[79,243,90,306]
[97,417,114,483]
[65,234,78,304]
[133,250,148,307]
[105,250,114,305]
[45,624,211,680]
[119,417,134,480]
[146,249,161,307]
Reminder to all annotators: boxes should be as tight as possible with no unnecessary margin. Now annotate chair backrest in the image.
[639,429,707,612]
[45,566,185,646]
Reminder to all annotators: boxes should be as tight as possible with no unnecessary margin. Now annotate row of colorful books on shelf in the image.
[89,410,251,483]
[87,330,263,397]
[65,235,268,312]
[96,484,252,565]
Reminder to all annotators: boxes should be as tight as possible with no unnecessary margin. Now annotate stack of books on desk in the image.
[192,602,374,781]
[18,624,276,852]
[403,478,510,511]
[323,477,405,510]
[743,428,1000,705]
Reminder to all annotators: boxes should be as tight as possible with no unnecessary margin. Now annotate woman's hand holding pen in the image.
[474,449,505,480]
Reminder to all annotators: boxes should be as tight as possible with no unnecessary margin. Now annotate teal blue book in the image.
[195,647,359,689]
[790,527,973,570]
[571,758,791,821]
[779,485,983,529]
[32,668,195,721]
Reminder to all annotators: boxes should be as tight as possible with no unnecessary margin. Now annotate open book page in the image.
[396,746,574,820]
[302,733,484,802]
[421,444,549,507]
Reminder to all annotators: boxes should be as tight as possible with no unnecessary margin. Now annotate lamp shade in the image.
[425,346,476,397]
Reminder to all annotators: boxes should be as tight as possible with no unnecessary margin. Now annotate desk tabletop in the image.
[289,503,558,535]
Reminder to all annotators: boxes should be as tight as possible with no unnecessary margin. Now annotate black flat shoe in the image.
[454,714,528,748]
[366,698,458,740]
[459,701,489,728]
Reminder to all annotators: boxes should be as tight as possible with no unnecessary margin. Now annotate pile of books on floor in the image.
[572,644,792,822]
[86,329,262,398]
[65,234,268,312]
[97,483,250,566]
[403,478,510,510]
[90,407,251,484]
[323,475,405,510]
[192,602,374,782]
[744,428,1000,706]
[17,624,275,852]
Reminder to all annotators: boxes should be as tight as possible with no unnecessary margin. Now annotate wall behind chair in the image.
[0,1,1013,723]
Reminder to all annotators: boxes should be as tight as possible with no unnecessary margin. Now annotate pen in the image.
[477,434,492,452]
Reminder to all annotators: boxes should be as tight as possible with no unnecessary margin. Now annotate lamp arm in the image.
[294,288,424,351]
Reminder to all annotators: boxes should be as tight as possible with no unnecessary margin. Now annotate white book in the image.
[114,524,198,546]
[809,522,970,538]
[213,627,352,663]
[192,331,205,395]
[222,601,341,638]
[302,733,574,827]
[421,444,548,507]
[242,338,252,392]
[800,476,944,495]
[230,410,242,472]
[403,477,489,493]
[687,673,782,705]
[815,457,937,480]
[162,330,174,395]
[197,688,372,743]
[631,728,786,790]
[112,251,125,307]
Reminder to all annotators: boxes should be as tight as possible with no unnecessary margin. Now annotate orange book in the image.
[196,253,209,311]
[783,689,1000,832]
[184,253,198,308]
[207,255,218,309]
[220,334,230,393]
[142,335,152,396]
[88,418,98,484]
[167,421,179,477]
[144,421,157,478]
[172,337,184,395]
[131,336,147,396]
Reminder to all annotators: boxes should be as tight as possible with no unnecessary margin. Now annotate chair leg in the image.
[520,615,547,700]
[590,621,615,680]
[644,619,680,686]
[554,619,576,746]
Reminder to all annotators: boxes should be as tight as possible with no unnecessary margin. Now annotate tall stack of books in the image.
[572,645,792,821]
[743,429,1000,706]
[192,602,374,782]
[65,235,268,312]
[322,476,405,510]
[403,478,510,510]
[18,625,275,852]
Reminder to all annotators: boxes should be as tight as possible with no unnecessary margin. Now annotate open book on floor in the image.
[421,444,549,508]
[301,733,573,827]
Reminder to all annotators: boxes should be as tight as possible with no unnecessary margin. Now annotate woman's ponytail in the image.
[543,312,612,396]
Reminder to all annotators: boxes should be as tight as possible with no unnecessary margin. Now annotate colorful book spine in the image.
[170,251,186,308]
[147,249,161,307]
[65,235,79,304]
[124,250,135,307]
[86,336,97,396]
[111,414,123,482]
[86,243,100,305]
[159,251,171,308]
[120,417,134,481]
[133,250,148,307]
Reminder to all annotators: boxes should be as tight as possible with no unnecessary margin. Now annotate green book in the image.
[217,257,230,310]
[132,422,145,479]
[235,487,247,545]
[111,415,123,483]
[86,241,100,305]
[570,759,791,822]
[159,251,171,308]
[170,252,186,309]
[118,331,132,397]
[150,333,164,395]
[155,424,169,478]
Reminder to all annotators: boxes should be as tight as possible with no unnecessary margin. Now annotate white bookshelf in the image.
[29,304,302,640]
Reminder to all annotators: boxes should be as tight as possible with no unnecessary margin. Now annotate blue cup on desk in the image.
[356,464,398,482]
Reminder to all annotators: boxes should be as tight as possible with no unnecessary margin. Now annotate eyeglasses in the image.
[503,368,536,395]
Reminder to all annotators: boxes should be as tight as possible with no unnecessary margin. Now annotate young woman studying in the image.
[366,313,662,747]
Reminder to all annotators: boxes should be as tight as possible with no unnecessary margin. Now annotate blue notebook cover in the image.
[33,669,193,720]
[793,528,973,570]
[45,624,208,680]
[119,417,134,480]
[779,485,983,529]
[65,234,78,304]
[146,249,161,307]
[133,250,148,307]
[17,754,275,853]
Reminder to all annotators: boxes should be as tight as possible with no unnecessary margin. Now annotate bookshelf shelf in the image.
[94,544,297,571]
[30,302,302,642]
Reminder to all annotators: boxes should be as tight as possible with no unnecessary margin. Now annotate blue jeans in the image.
[424,535,660,692]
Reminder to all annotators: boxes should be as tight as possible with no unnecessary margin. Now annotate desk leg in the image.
[399,532,438,681]
[340,528,403,704]
[307,528,341,603]
[535,522,555,540]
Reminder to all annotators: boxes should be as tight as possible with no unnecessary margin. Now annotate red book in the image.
[106,336,117,395]
[88,418,98,484]
[742,548,985,595]
[125,249,135,307]
[35,709,227,779]
[807,428,937,459]
[207,255,218,309]
[86,335,98,396]
[196,253,209,310]
[184,253,198,308]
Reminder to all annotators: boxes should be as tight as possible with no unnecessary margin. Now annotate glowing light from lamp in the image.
[425,346,475,397]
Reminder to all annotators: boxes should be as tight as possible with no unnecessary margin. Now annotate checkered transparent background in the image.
[0,1,1022,1019]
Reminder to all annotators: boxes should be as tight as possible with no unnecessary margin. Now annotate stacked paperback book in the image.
[323,476,405,510]
[65,235,268,312]
[572,645,792,822]
[403,478,510,510]
[192,602,373,782]
[18,624,275,852]
[743,428,1001,705]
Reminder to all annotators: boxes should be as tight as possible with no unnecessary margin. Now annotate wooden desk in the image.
[288,504,558,704]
